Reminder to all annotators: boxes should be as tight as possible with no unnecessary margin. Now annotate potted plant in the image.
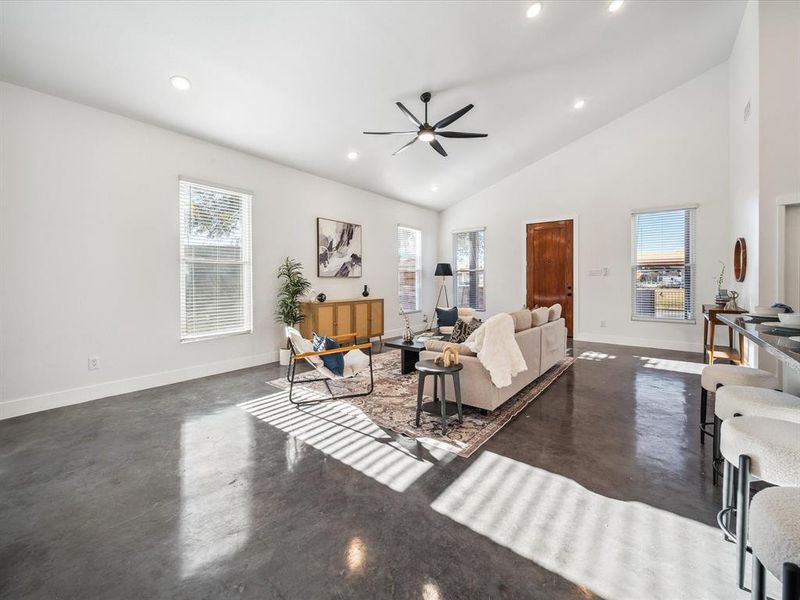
[275,257,311,365]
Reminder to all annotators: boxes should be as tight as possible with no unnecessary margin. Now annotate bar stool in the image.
[718,416,800,589]
[712,386,800,483]
[699,364,778,446]
[749,487,800,600]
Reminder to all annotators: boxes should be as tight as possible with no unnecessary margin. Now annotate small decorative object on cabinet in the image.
[734,238,747,282]
[725,290,740,311]
[362,285,370,297]
[300,298,384,347]
[317,217,362,278]
[274,257,311,366]
[316,292,327,303]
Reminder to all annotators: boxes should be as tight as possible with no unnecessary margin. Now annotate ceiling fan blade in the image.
[429,139,448,157]
[433,104,474,130]
[393,137,418,155]
[436,131,488,138]
[396,102,422,128]
[363,131,417,135]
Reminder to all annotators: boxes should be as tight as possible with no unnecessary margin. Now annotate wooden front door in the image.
[526,220,574,335]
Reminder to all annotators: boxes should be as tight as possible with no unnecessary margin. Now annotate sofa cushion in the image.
[531,307,549,327]
[548,303,562,321]
[436,306,459,327]
[450,318,482,343]
[509,309,532,332]
[424,339,476,356]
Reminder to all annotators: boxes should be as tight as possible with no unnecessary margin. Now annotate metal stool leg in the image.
[784,562,800,600]
[736,454,752,589]
[700,387,708,445]
[453,371,463,423]
[722,459,735,541]
[439,374,448,435]
[751,555,766,600]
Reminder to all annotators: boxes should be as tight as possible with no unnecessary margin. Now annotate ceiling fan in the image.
[363,91,487,157]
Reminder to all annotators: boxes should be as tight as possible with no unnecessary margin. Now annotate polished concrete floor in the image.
[1,341,725,599]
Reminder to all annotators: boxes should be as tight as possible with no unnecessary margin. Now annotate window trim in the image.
[452,227,487,312]
[178,177,254,342]
[630,206,696,324]
[397,224,422,314]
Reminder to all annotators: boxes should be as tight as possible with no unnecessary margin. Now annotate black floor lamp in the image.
[430,263,453,328]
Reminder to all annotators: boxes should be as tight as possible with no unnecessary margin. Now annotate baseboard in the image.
[573,332,700,354]
[0,351,276,421]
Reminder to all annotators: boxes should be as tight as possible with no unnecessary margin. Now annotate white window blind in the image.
[453,229,486,311]
[179,179,253,341]
[631,208,695,322]
[397,226,421,312]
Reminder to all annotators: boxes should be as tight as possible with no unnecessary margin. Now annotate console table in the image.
[703,304,747,364]
[299,298,384,345]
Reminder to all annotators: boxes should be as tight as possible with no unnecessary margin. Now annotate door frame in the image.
[520,215,580,336]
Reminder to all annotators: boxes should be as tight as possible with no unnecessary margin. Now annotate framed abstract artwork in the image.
[317,217,362,278]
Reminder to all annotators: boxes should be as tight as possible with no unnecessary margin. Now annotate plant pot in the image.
[279,348,292,366]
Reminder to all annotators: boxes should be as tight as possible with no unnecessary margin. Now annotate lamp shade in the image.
[434,263,453,277]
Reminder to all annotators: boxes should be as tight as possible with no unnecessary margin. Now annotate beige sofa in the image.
[419,308,567,412]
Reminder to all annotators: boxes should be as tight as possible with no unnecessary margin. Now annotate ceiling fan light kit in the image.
[363,91,487,157]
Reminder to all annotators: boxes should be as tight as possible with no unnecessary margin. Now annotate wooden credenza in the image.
[299,298,384,344]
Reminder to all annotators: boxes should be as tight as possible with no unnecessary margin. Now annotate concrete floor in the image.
[0,341,724,599]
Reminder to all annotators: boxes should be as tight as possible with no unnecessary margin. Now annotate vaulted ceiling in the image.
[0,1,745,210]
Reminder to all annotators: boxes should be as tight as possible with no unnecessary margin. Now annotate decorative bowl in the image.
[777,313,800,326]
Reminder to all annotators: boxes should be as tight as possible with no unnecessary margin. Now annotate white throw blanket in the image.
[464,313,528,388]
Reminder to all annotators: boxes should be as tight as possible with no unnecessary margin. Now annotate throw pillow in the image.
[548,303,562,321]
[531,307,549,327]
[449,318,482,343]
[312,333,344,376]
[436,306,459,327]
[509,309,532,332]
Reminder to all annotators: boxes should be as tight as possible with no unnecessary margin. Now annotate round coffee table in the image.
[415,359,464,435]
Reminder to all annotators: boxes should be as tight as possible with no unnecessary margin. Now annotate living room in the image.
[1,1,799,599]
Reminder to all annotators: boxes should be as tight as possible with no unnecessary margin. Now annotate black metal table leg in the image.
[439,373,447,435]
[415,372,425,426]
[453,371,463,423]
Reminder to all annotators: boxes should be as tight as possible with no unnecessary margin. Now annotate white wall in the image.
[438,64,730,352]
[0,82,439,418]
[728,0,760,314]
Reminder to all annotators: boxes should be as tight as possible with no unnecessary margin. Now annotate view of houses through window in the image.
[397,226,421,312]
[453,228,486,311]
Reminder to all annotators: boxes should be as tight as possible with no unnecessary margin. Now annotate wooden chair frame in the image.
[286,332,375,406]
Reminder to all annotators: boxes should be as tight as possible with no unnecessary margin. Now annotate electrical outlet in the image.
[600,320,607,328]
[88,356,100,371]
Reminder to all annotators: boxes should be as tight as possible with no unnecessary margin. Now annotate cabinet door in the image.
[315,304,336,337]
[369,300,384,336]
[335,303,353,336]
[299,304,314,339]
[353,302,370,339]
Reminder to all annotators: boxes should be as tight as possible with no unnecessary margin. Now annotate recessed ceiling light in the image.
[169,75,191,91]
[526,2,543,19]
[573,99,586,110]
[431,185,439,192]
[608,0,624,13]
[347,151,359,160]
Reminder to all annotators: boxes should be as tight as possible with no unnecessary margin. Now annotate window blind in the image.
[631,208,695,322]
[179,179,253,341]
[453,229,485,311]
[397,226,421,312]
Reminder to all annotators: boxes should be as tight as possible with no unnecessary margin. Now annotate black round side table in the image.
[414,359,464,435]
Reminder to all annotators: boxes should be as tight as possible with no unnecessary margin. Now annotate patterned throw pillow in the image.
[449,318,482,343]
[312,333,344,376]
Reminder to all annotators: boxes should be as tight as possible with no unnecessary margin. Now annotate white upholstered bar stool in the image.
[711,385,798,484]
[749,487,800,600]
[700,364,779,481]
[718,417,800,590]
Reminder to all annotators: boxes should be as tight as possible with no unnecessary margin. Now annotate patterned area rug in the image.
[267,351,574,458]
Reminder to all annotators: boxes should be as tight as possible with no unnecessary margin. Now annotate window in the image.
[453,228,485,311]
[631,207,696,322]
[397,225,421,312]
[179,179,252,341]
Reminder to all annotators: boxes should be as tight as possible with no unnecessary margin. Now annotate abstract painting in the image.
[317,218,362,278]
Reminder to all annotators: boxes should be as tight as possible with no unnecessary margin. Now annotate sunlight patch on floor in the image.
[637,356,705,375]
[577,351,616,361]
[238,388,456,492]
[431,451,779,600]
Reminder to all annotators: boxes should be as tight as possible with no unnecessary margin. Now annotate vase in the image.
[279,348,291,366]
[362,285,369,297]
[316,292,326,303]
[402,323,414,343]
